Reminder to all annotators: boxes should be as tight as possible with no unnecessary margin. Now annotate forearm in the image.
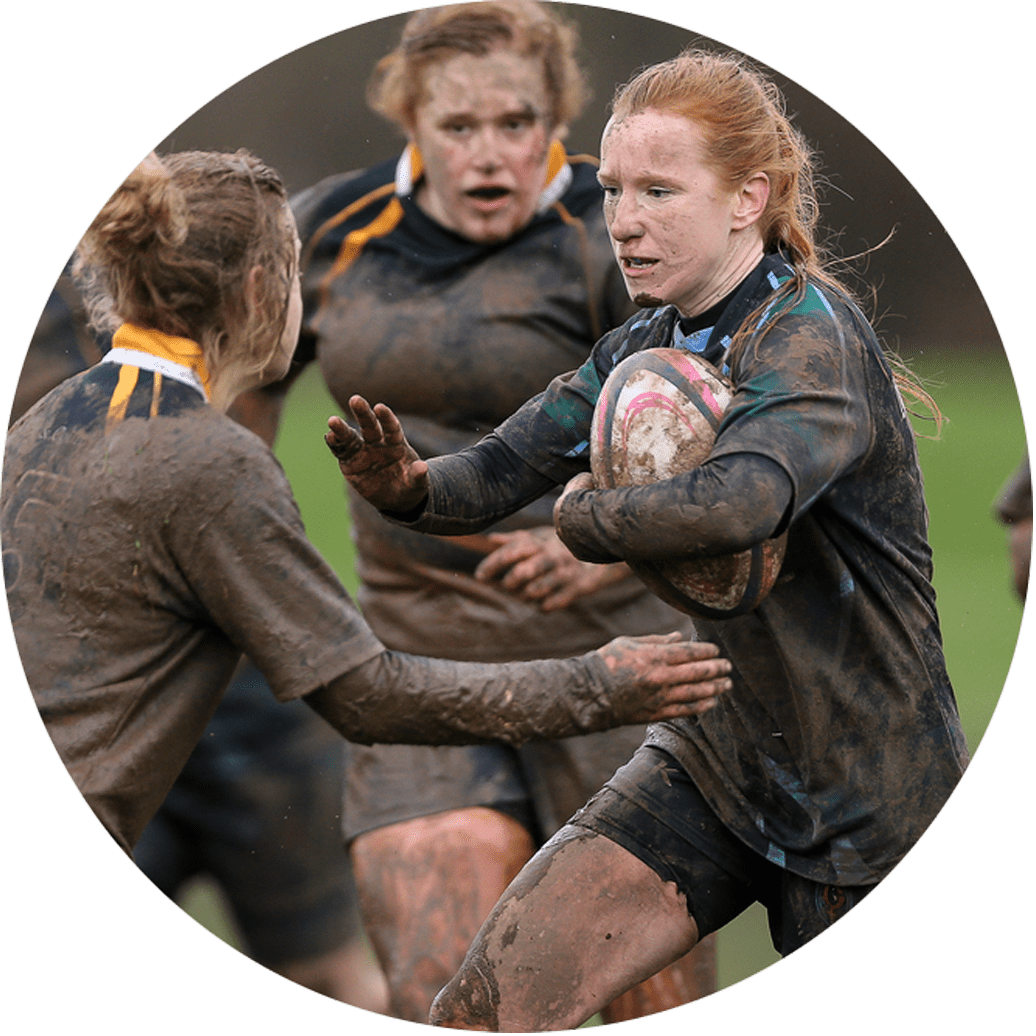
[556,453,793,564]
[386,434,557,534]
[304,648,620,747]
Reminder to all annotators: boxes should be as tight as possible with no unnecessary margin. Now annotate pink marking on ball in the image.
[667,353,725,419]
[621,391,698,446]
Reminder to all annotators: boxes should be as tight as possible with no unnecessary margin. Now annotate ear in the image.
[731,172,770,230]
[243,265,265,312]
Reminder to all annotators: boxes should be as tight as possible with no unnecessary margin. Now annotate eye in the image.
[598,182,619,200]
[646,186,671,199]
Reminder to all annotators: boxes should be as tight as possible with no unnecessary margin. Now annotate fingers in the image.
[653,657,732,694]
[475,536,542,583]
[647,694,723,720]
[325,415,356,451]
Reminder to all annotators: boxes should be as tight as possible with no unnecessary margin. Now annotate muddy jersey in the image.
[2,344,384,851]
[292,150,689,663]
[415,253,970,884]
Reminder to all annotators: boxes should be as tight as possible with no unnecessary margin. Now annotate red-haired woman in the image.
[330,48,970,1029]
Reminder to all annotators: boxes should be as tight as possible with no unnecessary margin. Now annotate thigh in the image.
[570,745,760,942]
[351,806,536,1023]
[430,825,701,1032]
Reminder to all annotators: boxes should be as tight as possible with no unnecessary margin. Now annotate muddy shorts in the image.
[341,727,648,848]
[568,745,874,956]
[133,660,363,967]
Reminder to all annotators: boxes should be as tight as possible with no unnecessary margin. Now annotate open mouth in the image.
[466,186,511,201]
[622,257,658,270]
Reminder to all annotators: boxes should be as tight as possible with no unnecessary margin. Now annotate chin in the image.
[632,290,665,308]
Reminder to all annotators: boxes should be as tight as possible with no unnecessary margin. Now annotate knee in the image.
[428,962,498,1031]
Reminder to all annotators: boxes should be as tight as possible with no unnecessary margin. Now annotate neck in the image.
[679,235,765,319]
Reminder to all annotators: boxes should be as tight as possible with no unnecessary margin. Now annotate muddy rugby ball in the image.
[589,347,786,619]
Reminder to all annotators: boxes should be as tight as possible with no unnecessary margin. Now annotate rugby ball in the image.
[590,347,786,619]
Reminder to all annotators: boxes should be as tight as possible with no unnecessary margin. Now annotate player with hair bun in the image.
[249,2,718,1021]
[1,148,733,877]
[329,48,970,1030]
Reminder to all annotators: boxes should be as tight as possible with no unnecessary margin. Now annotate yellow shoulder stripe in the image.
[317,195,405,304]
[302,181,397,270]
[106,365,139,433]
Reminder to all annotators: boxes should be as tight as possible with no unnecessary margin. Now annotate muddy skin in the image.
[351,808,534,1024]
[430,827,701,1031]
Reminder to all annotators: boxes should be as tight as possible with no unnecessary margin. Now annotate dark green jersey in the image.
[408,254,969,884]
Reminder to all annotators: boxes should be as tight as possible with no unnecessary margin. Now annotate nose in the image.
[606,191,643,242]
[470,127,503,171]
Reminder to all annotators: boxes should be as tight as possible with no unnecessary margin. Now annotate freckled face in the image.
[598,109,761,318]
[409,49,555,244]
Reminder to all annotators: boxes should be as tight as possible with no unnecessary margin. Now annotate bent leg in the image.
[351,807,535,1023]
[600,934,717,1022]
[429,826,700,1032]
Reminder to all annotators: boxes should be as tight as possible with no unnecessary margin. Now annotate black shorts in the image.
[133,661,362,967]
[569,745,874,956]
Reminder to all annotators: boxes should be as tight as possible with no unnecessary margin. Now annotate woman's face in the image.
[409,48,555,244]
[598,109,768,318]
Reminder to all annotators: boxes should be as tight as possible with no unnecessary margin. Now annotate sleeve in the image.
[305,648,633,747]
[169,428,385,701]
[554,453,793,564]
[707,289,873,522]
[490,321,633,483]
[554,288,871,563]
[384,434,557,536]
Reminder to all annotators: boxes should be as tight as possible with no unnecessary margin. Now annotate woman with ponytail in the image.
[328,49,970,1030]
[1,148,731,860]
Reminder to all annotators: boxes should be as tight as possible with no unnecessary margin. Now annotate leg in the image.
[351,806,536,1023]
[599,934,717,1022]
[430,826,700,1032]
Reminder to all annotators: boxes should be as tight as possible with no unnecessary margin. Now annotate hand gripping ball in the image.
[590,347,786,619]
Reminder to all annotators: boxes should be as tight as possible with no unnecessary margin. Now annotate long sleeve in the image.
[554,453,794,565]
[304,648,629,747]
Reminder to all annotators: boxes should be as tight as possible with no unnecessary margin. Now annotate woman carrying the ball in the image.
[1,148,732,861]
[328,48,970,1030]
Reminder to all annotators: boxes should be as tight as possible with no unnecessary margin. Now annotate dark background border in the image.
[2,3,1029,1034]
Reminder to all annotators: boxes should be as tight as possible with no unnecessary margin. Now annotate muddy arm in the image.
[303,636,731,747]
[554,452,794,565]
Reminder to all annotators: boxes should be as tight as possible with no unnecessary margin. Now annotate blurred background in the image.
[23,0,1025,1008]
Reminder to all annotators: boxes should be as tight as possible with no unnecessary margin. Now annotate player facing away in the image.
[235,1,716,1021]
[1,149,733,862]
[327,48,970,1030]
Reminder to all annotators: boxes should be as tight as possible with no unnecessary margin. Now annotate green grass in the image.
[185,347,1026,996]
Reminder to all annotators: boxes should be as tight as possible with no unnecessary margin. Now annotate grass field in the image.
[183,343,1027,997]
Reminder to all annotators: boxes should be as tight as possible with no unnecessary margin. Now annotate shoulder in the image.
[291,156,399,246]
[739,268,878,374]
[155,407,291,504]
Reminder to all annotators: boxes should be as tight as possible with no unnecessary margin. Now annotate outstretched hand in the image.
[325,395,429,513]
[597,632,732,723]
